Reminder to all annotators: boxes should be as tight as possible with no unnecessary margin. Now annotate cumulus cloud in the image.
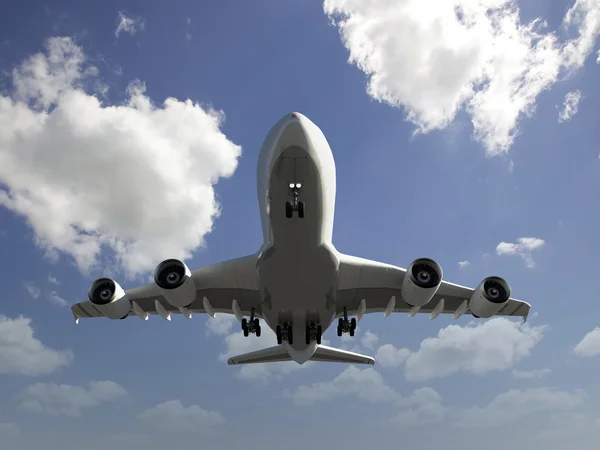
[458,260,470,268]
[19,381,127,417]
[558,89,583,123]
[496,237,545,268]
[0,315,72,375]
[47,275,59,285]
[572,327,600,357]
[138,400,225,432]
[375,318,544,381]
[0,37,242,278]
[512,368,551,379]
[285,366,445,425]
[115,12,145,38]
[48,291,68,307]
[361,330,379,349]
[24,282,40,299]
[536,412,600,442]
[457,388,586,428]
[376,343,410,368]
[324,0,600,154]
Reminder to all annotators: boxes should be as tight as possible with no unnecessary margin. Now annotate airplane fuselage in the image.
[255,113,340,363]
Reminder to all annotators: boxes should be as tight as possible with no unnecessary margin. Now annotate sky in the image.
[0,0,599,449]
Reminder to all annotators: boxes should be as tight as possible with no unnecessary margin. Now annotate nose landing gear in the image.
[285,182,305,219]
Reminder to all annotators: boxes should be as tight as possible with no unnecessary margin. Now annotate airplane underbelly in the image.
[257,244,339,350]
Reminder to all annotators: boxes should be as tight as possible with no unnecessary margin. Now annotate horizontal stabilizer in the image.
[227,345,291,365]
[310,345,375,365]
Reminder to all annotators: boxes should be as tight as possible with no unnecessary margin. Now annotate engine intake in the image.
[153,259,196,308]
[88,278,131,320]
[469,276,511,318]
[401,258,443,307]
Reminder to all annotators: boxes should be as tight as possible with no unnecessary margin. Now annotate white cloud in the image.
[138,400,224,432]
[597,49,600,63]
[536,412,600,442]
[0,37,241,278]
[0,315,72,375]
[458,260,470,268]
[285,366,445,425]
[24,282,40,299]
[205,313,235,337]
[376,343,410,368]
[19,380,127,417]
[558,89,583,123]
[496,237,545,268]
[47,275,59,285]
[49,291,68,307]
[115,12,146,38]
[457,388,586,428]
[324,0,600,154]
[389,318,544,381]
[573,327,600,357]
[512,368,551,379]
[361,330,379,349]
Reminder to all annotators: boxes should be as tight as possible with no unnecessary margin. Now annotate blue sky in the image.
[1,0,599,449]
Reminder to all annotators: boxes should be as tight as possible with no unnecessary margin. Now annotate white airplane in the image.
[71,112,531,366]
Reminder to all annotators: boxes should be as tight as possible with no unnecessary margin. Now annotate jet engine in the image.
[401,258,443,307]
[153,259,196,308]
[468,276,511,318]
[88,278,131,320]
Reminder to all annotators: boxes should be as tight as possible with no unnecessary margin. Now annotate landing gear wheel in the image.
[298,201,305,219]
[256,325,261,337]
[351,318,357,329]
[285,201,293,218]
[349,327,355,337]
[305,326,311,345]
[288,326,294,345]
[276,326,283,345]
[316,325,322,344]
[337,325,342,337]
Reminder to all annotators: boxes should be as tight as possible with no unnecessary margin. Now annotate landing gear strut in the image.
[337,308,356,337]
[241,308,261,337]
[286,182,305,219]
[276,323,293,345]
[305,322,323,345]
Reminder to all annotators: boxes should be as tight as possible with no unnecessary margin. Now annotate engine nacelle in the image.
[401,258,443,307]
[468,276,511,318]
[88,278,131,320]
[153,259,196,308]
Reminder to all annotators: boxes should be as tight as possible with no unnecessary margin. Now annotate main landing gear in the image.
[286,182,305,219]
[241,308,261,337]
[306,322,323,345]
[337,308,356,337]
[276,323,293,345]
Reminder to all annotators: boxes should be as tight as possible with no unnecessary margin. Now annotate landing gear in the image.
[305,323,323,345]
[241,308,261,337]
[276,323,293,345]
[285,182,305,219]
[337,308,357,337]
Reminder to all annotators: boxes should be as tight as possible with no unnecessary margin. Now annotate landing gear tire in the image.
[316,325,322,344]
[276,326,283,345]
[298,201,305,219]
[337,325,342,337]
[285,201,293,219]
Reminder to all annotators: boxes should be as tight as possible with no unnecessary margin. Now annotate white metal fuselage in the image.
[255,113,339,364]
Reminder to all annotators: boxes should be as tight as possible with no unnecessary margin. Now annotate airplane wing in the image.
[335,254,531,321]
[71,254,262,321]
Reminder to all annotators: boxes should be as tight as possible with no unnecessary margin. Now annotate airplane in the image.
[71,112,531,366]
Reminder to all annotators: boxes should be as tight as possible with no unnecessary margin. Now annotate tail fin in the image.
[227,344,374,366]
[311,345,374,365]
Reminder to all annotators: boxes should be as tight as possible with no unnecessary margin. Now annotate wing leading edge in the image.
[335,254,530,322]
[71,254,262,322]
